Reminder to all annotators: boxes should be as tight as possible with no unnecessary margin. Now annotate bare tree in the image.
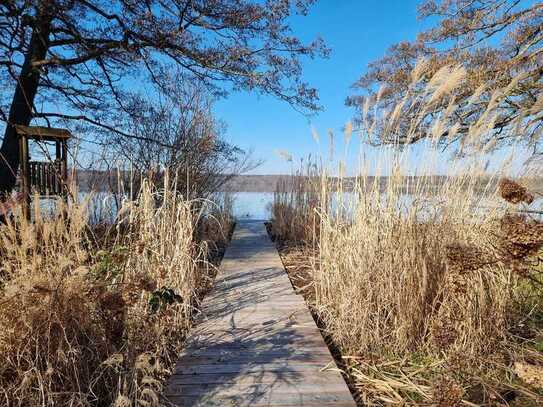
[112,78,258,199]
[0,0,327,194]
[348,0,543,152]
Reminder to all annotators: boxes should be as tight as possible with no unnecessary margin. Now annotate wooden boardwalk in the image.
[164,220,356,406]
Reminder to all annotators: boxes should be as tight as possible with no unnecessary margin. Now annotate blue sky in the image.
[1,1,430,174]
[214,0,432,174]
[2,1,533,176]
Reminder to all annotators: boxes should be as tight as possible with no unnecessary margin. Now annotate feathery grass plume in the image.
[530,93,543,115]
[344,121,353,146]
[427,65,466,105]
[362,96,371,126]
[327,129,334,161]
[481,136,498,153]
[276,149,293,162]
[446,122,461,143]
[311,125,320,144]
[410,57,429,84]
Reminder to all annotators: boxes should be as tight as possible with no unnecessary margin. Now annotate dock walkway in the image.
[164,220,356,406]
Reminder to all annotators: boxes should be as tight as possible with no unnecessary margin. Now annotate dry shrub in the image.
[195,193,235,258]
[499,178,534,205]
[0,175,231,406]
[315,173,516,354]
[304,169,542,405]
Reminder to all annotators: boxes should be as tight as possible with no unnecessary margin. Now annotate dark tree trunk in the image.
[0,4,52,195]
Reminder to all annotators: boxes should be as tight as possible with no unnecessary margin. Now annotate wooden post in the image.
[19,134,30,220]
[62,140,68,202]
[55,140,61,160]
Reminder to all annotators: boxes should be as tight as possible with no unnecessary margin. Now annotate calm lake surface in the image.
[38,192,275,221]
[229,192,274,220]
[38,191,543,223]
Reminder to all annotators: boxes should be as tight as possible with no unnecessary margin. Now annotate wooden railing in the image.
[28,160,65,195]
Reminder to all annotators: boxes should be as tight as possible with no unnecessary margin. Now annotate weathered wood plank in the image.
[176,348,334,361]
[163,392,355,407]
[165,382,352,397]
[167,370,341,385]
[164,398,355,407]
[165,220,355,406]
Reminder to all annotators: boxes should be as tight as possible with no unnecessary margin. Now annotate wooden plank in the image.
[194,308,315,319]
[189,320,318,332]
[165,220,355,406]
[176,347,334,360]
[15,125,71,140]
[204,297,306,305]
[168,370,342,385]
[172,362,340,375]
[188,319,318,332]
[166,382,352,397]
[163,392,355,407]
[181,334,328,351]
[164,398,355,407]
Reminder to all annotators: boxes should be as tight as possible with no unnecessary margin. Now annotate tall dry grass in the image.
[0,175,233,406]
[271,64,543,405]
[315,172,543,405]
[270,160,323,246]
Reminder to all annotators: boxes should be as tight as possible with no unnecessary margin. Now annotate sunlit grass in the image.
[271,63,543,405]
[0,174,233,406]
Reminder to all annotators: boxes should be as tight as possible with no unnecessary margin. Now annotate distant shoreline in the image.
[74,171,543,194]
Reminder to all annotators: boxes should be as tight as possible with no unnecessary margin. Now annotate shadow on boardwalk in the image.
[163,221,355,407]
[165,325,314,405]
[200,267,290,320]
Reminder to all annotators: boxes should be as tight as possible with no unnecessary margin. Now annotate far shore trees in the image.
[0,0,327,195]
[348,0,542,153]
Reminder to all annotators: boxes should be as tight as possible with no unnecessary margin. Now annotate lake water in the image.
[35,192,275,221]
[229,192,274,220]
[36,191,543,223]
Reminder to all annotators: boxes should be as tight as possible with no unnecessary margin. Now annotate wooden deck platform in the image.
[164,220,356,406]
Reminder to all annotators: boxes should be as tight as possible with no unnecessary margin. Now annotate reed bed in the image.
[271,64,543,405]
[270,163,322,246]
[0,175,233,406]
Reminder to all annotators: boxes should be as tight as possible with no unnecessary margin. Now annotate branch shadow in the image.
[162,220,351,406]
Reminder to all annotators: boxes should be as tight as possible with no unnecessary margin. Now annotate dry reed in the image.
[271,62,543,405]
[270,159,323,246]
[0,174,233,406]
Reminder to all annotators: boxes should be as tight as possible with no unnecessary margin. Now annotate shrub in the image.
[271,63,543,404]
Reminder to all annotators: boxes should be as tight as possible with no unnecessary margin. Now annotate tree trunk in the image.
[0,4,52,195]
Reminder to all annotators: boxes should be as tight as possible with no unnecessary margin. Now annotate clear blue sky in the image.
[214,0,431,174]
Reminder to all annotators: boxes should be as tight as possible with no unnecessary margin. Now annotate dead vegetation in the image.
[0,176,233,406]
[271,63,543,406]
[273,170,543,406]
